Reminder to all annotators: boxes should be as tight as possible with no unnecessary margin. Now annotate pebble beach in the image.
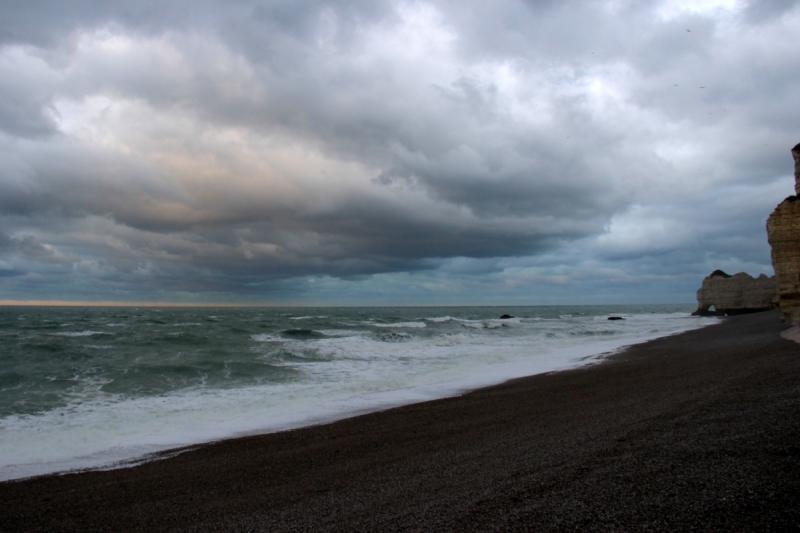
[1,310,798,532]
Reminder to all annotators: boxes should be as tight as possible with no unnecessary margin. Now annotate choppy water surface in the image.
[0,305,715,480]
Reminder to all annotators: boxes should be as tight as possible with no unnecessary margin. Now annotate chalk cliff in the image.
[766,143,800,325]
[693,270,777,316]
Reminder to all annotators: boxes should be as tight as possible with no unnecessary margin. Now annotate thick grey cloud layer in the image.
[0,0,798,303]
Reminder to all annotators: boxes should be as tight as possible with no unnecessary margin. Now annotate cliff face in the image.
[693,270,777,316]
[794,142,800,195]
[766,143,800,325]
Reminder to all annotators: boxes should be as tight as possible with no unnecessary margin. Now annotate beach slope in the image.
[1,310,799,532]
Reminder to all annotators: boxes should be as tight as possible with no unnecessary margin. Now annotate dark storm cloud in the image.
[0,0,798,302]
[0,230,78,266]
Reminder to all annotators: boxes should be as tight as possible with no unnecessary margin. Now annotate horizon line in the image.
[0,300,693,308]
[0,300,265,307]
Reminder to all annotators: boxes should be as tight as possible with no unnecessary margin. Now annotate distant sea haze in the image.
[0,305,716,481]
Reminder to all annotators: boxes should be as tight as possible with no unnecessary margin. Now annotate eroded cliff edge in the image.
[693,270,776,316]
[766,142,800,326]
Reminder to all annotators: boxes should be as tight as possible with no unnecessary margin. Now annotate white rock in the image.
[694,270,777,316]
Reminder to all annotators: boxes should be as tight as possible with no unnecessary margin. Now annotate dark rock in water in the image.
[499,314,514,319]
[692,269,777,316]
[607,316,624,321]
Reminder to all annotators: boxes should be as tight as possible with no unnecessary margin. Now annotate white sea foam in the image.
[250,333,281,342]
[317,329,364,337]
[51,330,112,337]
[0,309,718,482]
[460,318,519,329]
[371,321,427,328]
[426,316,455,322]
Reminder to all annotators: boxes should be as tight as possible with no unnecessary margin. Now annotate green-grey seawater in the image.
[0,304,713,481]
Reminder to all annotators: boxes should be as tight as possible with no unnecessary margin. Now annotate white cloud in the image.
[657,0,744,20]
[0,0,797,303]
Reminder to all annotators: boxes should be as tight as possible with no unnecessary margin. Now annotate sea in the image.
[0,304,717,481]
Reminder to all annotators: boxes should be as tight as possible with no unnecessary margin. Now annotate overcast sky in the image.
[0,0,798,305]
